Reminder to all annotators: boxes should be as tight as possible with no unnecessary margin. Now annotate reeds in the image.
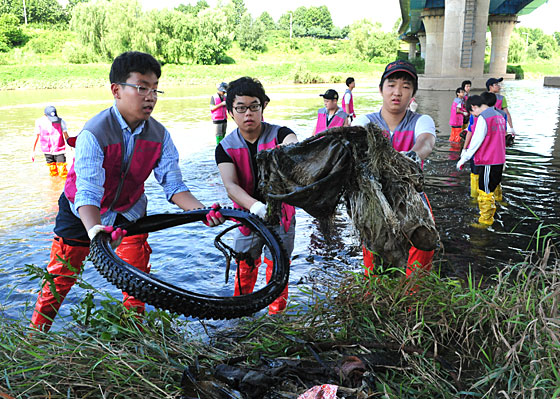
[1,240,559,398]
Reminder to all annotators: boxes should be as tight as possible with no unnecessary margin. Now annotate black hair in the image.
[380,71,418,96]
[461,80,472,89]
[456,87,464,95]
[226,77,267,113]
[109,51,161,84]
[480,91,497,107]
[346,77,355,86]
[465,94,484,113]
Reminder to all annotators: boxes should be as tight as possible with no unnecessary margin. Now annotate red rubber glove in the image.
[204,203,225,227]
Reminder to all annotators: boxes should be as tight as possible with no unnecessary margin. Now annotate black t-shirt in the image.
[215,126,295,202]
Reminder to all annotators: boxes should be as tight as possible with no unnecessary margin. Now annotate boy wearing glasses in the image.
[30,51,224,331]
[215,76,298,314]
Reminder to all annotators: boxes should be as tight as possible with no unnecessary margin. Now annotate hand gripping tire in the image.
[88,207,290,320]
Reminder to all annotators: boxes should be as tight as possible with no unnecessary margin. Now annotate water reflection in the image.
[0,81,559,326]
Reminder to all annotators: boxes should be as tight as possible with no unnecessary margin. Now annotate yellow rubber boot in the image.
[493,183,503,202]
[56,162,68,178]
[470,173,479,198]
[48,162,58,176]
[473,189,496,227]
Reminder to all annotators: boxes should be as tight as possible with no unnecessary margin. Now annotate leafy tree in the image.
[304,6,333,33]
[537,37,555,59]
[237,13,266,53]
[102,0,149,59]
[0,13,27,51]
[554,32,560,47]
[194,7,232,64]
[507,31,525,63]
[176,1,209,16]
[257,11,275,30]
[144,9,197,64]
[231,0,246,25]
[278,6,335,38]
[70,1,108,58]
[349,19,398,62]
[0,0,69,25]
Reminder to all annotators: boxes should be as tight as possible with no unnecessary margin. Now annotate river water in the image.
[1,80,559,330]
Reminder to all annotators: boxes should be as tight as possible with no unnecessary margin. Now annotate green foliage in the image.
[68,0,232,65]
[292,63,322,84]
[350,19,398,62]
[62,40,96,63]
[537,35,557,59]
[193,7,233,64]
[257,11,275,30]
[24,29,74,54]
[237,13,267,53]
[144,9,197,64]
[512,27,559,61]
[319,40,340,55]
[0,0,69,25]
[506,64,524,80]
[508,31,526,63]
[278,6,336,38]
[175,0,209,16]
[0,14,27,51]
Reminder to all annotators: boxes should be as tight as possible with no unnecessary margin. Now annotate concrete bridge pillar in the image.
[489,15,518,76]
[420,8,445,76]
[417,32,426,59]
[441,0,465,76]
[408,40,417,60]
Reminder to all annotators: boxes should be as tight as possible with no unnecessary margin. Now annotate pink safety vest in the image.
[211,94,227,121]
[342,89,355,117]
[36,116,66,154]
[314,107,347,135]
[473,108,506,166]
[65,107,164,214]
[364,110,422,152]
[449,98,463,127]
[220,122,296,235]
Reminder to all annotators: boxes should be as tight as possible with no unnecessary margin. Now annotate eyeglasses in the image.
[118,82,164,97]
[233,104,262,113]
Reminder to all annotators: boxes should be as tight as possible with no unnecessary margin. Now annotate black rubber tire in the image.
[88,207,290,320]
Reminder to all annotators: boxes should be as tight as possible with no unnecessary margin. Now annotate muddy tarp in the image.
[256,124,439,266]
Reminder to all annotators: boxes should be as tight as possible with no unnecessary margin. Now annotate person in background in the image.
[312,89,349,135]
[342,77,356,122]
[215,76,298,314]
[461,80,472,129]
[457,94,506,227]
[30,51,225,332]
[32,106,69,178]
[486,77,515,137]
[211,82,228,144]
[353,60,436,278]
[449,87,468,143]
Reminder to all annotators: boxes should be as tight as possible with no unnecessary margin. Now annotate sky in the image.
[137,0,560,34]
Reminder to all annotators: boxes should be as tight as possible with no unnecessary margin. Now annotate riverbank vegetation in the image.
[1,231,559,398]
[2,0,558,90]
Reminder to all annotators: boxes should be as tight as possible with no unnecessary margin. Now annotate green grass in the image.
[2,233,559,398]
[0,38,386,90]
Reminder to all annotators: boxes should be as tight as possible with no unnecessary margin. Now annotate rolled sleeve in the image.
[73,130,105,209]
[153,130,189,201]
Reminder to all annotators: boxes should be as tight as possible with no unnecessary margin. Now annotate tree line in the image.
[0,0,400,65]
